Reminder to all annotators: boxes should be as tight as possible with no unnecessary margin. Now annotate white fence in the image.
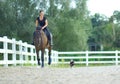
[0,36,58,67]
[58,51,120,66]
[0,36,120,67]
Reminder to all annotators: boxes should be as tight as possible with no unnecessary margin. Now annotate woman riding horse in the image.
[33,10,52,67]
[32,10,52,45]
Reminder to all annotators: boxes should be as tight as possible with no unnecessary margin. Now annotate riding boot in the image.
[48,33,53,46]
[50,33,53,46]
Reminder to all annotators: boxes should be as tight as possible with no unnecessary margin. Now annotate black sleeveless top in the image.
[36,17,47,27]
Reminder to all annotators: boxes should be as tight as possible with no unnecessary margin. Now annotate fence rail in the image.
[58,51,120,66]
[0,36,120,67]
[0,36,58,67]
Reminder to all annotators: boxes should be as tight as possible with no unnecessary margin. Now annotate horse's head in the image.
[34,29,42,48]
[34,27,47,49]
[36,26,42,30]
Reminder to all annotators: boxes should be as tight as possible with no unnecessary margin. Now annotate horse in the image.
[33,27,52,67]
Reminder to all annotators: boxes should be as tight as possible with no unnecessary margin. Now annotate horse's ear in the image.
[38,26,42,29]
[39,26,42,30]
[36,26,42,30]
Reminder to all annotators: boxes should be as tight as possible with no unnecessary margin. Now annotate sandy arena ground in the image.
[0,66,120,84]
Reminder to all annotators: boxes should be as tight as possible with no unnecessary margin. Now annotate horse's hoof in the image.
[48,58,51,65]
[41,66,44,68]
[41,63,44,68]
[38,62,41,65]
[48,62,51,65]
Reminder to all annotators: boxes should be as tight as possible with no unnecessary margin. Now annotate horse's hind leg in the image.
[48,47,51,65]
[36,51,40,65]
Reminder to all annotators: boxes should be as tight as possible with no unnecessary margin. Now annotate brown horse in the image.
[34,27,52,67]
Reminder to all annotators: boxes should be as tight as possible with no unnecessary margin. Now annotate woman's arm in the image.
[35,20,38,27]
[42,19,48,29]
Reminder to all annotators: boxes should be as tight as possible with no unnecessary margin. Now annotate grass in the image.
[0,59,119,68]
[49,63,118,68]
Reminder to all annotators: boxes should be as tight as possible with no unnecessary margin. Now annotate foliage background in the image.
[0,0,120,51]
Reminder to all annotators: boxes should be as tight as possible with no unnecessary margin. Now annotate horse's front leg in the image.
[36,50,40,65]
[48,47,52,65]
[41,49,45,67]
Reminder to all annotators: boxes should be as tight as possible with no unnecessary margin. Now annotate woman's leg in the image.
[43,28,52,45]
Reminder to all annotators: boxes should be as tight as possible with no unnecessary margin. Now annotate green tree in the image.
[0,0,92,51]
[90,11,120,50]
[90,14,109,50]
[0,0,37,42]
[48,0,91,51]
[113,11,120,49]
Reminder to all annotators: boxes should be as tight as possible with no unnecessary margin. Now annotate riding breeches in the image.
[43,28,51,42]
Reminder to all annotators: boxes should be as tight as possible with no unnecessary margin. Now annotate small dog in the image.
[70,60,74,68]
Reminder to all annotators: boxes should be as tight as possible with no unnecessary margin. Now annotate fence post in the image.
[30,47,34,65]
[51,50,54,64]
[24,42,28,64]
[19,40,23,66]
[55,51,58,64]
[51,50,55,64]
[115,50,118,65]
[12,38,16,66]
[86,50,89,66]
[3,36,8,67]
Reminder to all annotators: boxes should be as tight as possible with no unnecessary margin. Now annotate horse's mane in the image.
[34,29,48,49]
[34,30,42,47]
